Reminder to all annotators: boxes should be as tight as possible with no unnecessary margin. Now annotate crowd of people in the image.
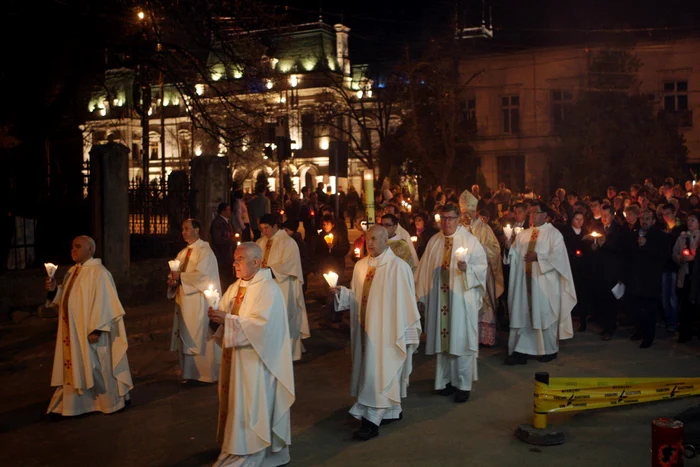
[41,175,700,467]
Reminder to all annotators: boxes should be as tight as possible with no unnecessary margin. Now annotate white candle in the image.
[323,271,339,288]
[44,263,58,278]
[168,259,181,272]
[503,224,513,239]
[203,284,220,310]
[360,221,368,232]
[410,236,418,243]
[455,247,469,262]
[434,213,441,223]
[354,248,361,257]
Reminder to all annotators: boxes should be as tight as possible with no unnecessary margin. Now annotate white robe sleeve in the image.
[461,243,488,291]
[334,286,353,311]
[223,315,251,348]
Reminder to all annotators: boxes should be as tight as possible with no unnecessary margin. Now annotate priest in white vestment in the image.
[505,201,576,365]
[459,190,504,346]
[256,213,310,361]
[167,219,221,383]
[334,226,421,440]
[381,213,417,271]
[45,236,133,416]
[208,242,295,467]
[415,203,488,403]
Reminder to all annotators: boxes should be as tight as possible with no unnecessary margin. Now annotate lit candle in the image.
[324,233,334,248]
[682,248,691,256]
[168,259,181,272]
[434,213,441,223]
[590,231,601,245]
[354,247,361,257]
[280,209,285,215]
[503,224,513,239]
[203,284,220,310]
[323,271,339,288]
[234,233,240,238]
[410,236,418,243]
[317,229,323,234]
[455,247,469,262]
[44,263,58,278]
[360,221,368,232]
[575,249,583,257]
[514,227,524,236]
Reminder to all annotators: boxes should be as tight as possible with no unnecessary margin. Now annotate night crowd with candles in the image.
[42,175,700,465]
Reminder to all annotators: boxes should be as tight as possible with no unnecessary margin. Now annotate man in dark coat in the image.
[624,209,667,347]
[210,202,235,289]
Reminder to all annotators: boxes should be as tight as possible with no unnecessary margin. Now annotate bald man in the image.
[45,236,133,417]
[334,226,421,440]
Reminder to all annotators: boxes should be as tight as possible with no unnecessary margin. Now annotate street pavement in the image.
[1,228,699,467]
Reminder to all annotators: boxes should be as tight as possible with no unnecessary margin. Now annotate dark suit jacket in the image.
[623,228,667,298]
[591,221,625,289]
[210,215,233,266]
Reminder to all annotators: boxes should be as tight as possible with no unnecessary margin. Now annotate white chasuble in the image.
[48,258,133,415]
[256,229,310,361]
[336,248,421,421]
[214,269,294,465]
[507,222,576,356]
[169,238,221,382]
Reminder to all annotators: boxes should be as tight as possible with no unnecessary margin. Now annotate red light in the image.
[682,249,691,256]
[575,249,582,257]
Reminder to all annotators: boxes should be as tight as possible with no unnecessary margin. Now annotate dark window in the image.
[301,113,315,149]
[502,95,520,134]
[497,155,525,193]
[663,81,692,127]
[551,89,574,131]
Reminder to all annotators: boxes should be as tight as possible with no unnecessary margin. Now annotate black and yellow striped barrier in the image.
[533,372,700,429]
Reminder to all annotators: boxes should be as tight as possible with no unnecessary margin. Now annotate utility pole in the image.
[136,8,152,234]
[159,43,166,190]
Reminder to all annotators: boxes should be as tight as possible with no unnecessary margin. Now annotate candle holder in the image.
[455,247,469,262]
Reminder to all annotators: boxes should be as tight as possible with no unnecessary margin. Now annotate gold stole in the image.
[262,239,273,268]
[359,266,376,330]
[217,286,248,444]
[439,237,453,352]
[180,247,193,272]
[525,228,540,325]
[59,265,82,386]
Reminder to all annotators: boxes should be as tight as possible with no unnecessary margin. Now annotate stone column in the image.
[190,155,229,241]
[89,142,130,280]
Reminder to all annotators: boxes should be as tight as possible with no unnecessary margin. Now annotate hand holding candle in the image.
[44,263,58,278]
[455,247,469,262]
[203,284,221,310]
[323,271,338,288]
[324,233,334,249]
[354,247,361,258]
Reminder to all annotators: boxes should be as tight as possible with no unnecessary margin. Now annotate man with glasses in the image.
[505,201,576,365]
[415,204,488,403]
[380,213,416,271]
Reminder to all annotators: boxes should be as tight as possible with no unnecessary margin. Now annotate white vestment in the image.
[396,224,420,268]
[168,238,221,382]
[256,229,310,361]
[507,223,576,356]
[47,258,133,416]
[335,248,422,425]
[214,269,294,467]
[415,225,487,391]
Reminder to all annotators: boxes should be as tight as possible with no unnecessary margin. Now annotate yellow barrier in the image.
[532,372,700,429]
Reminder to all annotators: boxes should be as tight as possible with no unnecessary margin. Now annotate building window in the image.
[502,95,520,134]
[301,113,315,149]
[360,127,371,150]
[551,89,573,131]
[497,155,525,193]
[150,142,159,160]
[663,81,692,127]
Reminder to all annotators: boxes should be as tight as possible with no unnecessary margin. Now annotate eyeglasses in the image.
[441,216,459,221]
[380,223,395,227]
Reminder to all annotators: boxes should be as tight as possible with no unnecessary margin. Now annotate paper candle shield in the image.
[168,259,181,272]
[44,263,58,278]
[323,272,339,288]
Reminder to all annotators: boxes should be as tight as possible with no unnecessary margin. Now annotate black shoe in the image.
[504,352,527,365]
[437,383,456,396]
[539,352,558,363]
[353,418,379,441]
[380,413,403,426]
[454,390,470,403]
[630,333,643,341]
[639,340,653,349]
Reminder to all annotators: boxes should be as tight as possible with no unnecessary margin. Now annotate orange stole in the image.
[439,237,453,352]
[359,266,376,329]
[262,239,273,268]
[59,265,82,386]
[217,286,247,444]
[525,228,540,325]
[180,248,193,272]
